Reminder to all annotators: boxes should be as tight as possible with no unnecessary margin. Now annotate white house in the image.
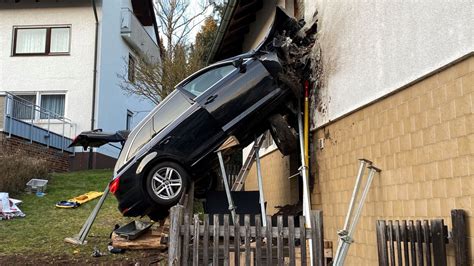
[0,0,161,170]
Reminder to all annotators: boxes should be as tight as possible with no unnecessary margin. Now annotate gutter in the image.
[206,0,238,65]
[89,0,99,169]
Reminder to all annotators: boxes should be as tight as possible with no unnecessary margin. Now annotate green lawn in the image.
[0,170,157,263]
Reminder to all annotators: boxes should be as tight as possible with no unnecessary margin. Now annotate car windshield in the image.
[181,64,235,98]
[115,91,192,172]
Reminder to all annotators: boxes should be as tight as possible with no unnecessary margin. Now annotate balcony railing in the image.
[121,8,161,64]
[0,92,76,153]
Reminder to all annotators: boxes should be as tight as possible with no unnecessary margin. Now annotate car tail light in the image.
[109,177,120,194]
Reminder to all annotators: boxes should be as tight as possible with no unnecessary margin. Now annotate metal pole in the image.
[65,186,110,245]
[217,151,237,223]
[337,166,380,265]
[297,95,313,265]
[7,95,13,138]
[47,112,51,148]
[61,119,65,152]
[254,137,267,227]
[333,159,371,263]
[30,103,34,143]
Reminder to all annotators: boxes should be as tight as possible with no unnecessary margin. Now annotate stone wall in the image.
[311,56,473,264]
[0,133,70,172]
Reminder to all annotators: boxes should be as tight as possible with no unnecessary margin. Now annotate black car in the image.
[70,7,314,220]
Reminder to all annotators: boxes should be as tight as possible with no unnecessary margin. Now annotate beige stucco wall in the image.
[312,56,474,265]
[244,149,299,215]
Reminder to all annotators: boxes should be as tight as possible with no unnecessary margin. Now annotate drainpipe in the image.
[89,0,99,170]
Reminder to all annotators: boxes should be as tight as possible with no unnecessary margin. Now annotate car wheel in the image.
[268,114,298,156]
[146,162,188,206]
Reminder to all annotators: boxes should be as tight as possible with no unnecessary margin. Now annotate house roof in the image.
[208,0,263,63]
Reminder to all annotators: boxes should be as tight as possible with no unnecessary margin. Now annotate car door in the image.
[197,58,279,133]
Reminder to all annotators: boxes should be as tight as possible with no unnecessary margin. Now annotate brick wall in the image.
[245,149,300,215]
[312,56,473,265]
[0,133,70,172]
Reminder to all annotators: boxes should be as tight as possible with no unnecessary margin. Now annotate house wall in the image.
[94,0,155,158]
[0,96,4,129]
[312,57,474,265]
[244,149,299,215]
[0,2,96,138]
[305,0,473,129]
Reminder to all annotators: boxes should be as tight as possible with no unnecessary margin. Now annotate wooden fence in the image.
[376,209,468,266]
[168,205,325,266]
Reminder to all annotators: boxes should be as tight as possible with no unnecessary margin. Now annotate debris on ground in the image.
[0,192,25,220]
[55,191,103,209]
[111,219,169,251]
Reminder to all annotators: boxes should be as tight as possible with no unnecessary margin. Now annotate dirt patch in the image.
[0,250,166,265]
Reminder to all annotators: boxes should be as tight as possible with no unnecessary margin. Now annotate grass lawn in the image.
[0,170,161,264]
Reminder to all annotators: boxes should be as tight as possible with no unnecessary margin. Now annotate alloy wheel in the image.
[151,167,183,200]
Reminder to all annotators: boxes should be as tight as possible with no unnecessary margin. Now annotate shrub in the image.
[0,150,50,193]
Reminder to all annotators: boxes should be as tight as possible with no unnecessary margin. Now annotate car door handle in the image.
[205,95,217,105]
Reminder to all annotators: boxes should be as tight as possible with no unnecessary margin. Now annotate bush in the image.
[0,150,50,193]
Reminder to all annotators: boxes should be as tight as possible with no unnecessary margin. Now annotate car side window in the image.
[181,64,235,98]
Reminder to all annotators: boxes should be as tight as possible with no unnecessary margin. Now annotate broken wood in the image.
[112,225,168,250]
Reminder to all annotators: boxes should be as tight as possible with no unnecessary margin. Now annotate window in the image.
[11,93,65,120]
[40,94,65,119]
[181,64,235,98]
[128,54,136,82]
[13,26,71,55]
[126,110,133,130]
[12,95,36,120]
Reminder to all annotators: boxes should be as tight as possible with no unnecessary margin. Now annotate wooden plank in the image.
[168,205,184,266]
[224,214,230,266]
[183,214,191,263]
[311,210,325,266]
[111,231,166,250]
[388,220,395,265]
[415,220,424,266]
[431,219,447,266]
[192,215,200,266]
[244,215,251,266]
[288,216,296,266]
[376,220,388,266]
[266,215,273,266]
[213,214,220,266]
[299,216,307,266]
[409,220,417,266]
[394,220,402,266]
[255,215,262,266]
[400,220,409,265]
[202,214,209,266]
[277,216,284,266]
[235,214,240,266]
[451,209,468,266]
[423,220,431,266]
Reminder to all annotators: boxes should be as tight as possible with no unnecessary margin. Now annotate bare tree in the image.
[118,0,213,104]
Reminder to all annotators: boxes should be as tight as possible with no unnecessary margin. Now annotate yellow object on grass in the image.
[55,191,103,208]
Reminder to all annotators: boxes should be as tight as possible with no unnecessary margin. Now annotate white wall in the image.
[95,0,155,157]
[0,3,96,138]
[305,0,473,129]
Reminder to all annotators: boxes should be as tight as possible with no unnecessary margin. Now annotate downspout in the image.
[88,0,99,170]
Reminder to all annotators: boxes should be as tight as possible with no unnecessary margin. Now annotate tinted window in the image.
[181,65,235,97]
[119,91,192,164]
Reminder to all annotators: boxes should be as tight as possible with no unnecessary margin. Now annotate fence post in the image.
[451,209,468,266]
[310,210,324,266]
[168,204,184,266]
[431,219,447,266]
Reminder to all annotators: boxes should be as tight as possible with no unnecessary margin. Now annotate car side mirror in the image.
[232,58,247,73]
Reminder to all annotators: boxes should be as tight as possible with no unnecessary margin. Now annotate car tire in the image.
[145,162,188,206]
[268,114,298,156]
